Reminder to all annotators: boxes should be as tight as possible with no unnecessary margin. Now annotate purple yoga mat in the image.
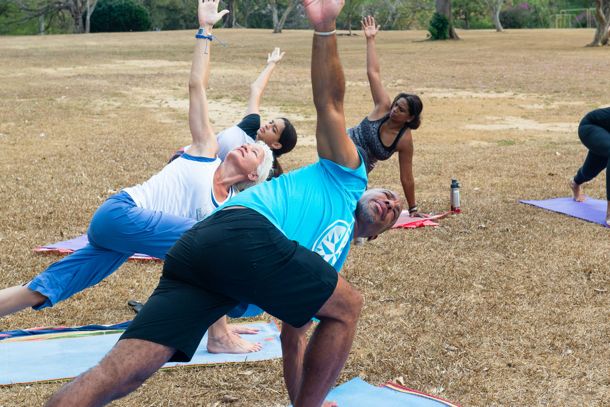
[520,197,608,227]
[34,234,159,261]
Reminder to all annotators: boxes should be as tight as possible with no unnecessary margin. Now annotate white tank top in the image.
[123,153,234,221]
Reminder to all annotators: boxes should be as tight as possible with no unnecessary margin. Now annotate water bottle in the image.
[450,179,461,213]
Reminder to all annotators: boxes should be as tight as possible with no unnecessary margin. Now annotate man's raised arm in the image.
[188,0,228,157]
[304,0,360,169]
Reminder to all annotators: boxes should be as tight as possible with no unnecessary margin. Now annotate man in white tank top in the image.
[0,3,274,355]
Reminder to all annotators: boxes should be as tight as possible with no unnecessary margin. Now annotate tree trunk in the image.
[231,2,237,28]
[85,0,97,33]
[588,0,610,46]
[269,0,279,31]
[435,0,459,40]
[273,0,297,33]
[223,0,236,28]
[69,0,85,33]
[38,15,45,34]
[491,0,503,32]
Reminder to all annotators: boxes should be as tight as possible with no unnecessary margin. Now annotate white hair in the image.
[234,141,274,191]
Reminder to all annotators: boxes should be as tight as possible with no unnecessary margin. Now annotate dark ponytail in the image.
[276,118,297,157]
[271,157,284,178]
[267,117,297,179]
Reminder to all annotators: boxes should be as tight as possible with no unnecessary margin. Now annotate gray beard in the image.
[355,200,375,225]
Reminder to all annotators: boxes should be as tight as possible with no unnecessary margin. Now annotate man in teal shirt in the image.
[46,1,402,406]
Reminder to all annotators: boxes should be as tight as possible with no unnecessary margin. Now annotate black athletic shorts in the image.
[120,208,339,362]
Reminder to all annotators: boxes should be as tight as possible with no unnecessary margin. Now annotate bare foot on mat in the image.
[606,201,610,227]
[569,178,586,202]
[207,331,262,354]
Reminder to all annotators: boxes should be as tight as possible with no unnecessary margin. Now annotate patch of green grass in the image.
[497,139,516,146]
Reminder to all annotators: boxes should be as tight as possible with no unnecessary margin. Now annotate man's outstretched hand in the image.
[198,0,229,28]
[267,47,286,64]
[303,0,344,31]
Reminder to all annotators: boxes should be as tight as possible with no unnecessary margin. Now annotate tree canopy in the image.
[1,0,608,49]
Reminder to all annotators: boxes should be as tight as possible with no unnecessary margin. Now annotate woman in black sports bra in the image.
[348,16,423,216]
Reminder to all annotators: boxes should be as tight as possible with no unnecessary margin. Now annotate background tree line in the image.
[0,0,608,46]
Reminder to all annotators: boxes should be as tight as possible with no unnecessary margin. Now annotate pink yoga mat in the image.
[34,235,159,261]
[392,211,450,229]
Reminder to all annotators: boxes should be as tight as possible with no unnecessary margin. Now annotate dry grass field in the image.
[0,27,609,406]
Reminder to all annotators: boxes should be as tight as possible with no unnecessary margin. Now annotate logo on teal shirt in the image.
[312,220,353,265]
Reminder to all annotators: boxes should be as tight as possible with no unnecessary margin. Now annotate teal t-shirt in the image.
[223,157,367,271]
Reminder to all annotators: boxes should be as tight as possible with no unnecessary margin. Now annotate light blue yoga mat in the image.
[0,322,280,385]
[290,378,459,407]
[520,197,608,227]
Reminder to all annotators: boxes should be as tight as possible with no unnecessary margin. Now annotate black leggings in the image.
[573,107,610,200]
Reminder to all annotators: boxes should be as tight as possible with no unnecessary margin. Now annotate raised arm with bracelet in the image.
[186,0,228,158]
[310,2,360,169]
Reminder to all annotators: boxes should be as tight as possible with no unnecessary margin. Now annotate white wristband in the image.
[314,30,337,36]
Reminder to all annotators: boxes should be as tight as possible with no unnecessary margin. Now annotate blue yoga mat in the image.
[290,378,459,407]
[0,322,281,385]
[520,197,608,227]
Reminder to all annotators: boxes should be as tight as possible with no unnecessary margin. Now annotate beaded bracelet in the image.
[195,28,213,40]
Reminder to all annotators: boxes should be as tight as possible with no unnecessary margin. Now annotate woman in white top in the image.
[0,5,273,354]
[173,47,298,177]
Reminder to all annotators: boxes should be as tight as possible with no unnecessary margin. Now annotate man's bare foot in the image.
[569,178,586,202]
[207,331,262,354]
[230,324,259,335]
[606,201,610,227]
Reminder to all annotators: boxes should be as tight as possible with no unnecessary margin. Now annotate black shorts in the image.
[120,208,339,361]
